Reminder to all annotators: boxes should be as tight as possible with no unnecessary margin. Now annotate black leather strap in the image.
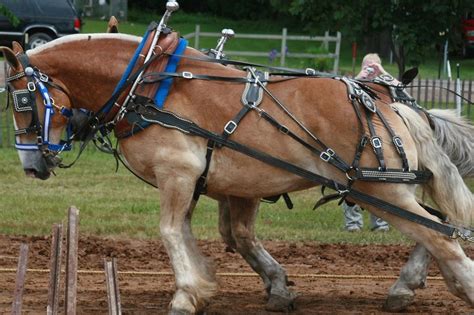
[129,103,459,238]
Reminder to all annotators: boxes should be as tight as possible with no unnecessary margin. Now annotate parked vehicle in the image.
[0,0,81,50]
[462,12,474,57]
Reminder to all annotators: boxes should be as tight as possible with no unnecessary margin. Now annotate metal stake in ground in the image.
[104,258,122,315]
[11,243,28,315]
[65,206,79,315]
[47,224,63,315]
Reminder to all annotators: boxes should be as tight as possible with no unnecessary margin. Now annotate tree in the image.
[0,4,20,27]
[278,0,474,78]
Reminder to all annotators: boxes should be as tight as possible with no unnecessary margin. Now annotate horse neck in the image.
[28,35,140,112]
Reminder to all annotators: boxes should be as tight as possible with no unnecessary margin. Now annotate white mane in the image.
[27,33,141,55]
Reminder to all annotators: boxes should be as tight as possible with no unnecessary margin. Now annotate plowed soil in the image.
[0,235,473,314]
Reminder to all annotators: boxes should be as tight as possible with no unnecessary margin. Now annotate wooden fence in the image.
[183,26,342,73]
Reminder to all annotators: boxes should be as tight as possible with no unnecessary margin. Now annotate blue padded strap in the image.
[102,30,151,114]
[154,38,188,108]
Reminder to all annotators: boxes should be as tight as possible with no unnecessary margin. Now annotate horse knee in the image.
[231,226,254,252]
[218,201,237,251]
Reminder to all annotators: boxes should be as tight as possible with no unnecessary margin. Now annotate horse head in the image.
[1,42,74,179]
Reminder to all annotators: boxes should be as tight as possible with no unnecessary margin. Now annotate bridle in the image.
[6,53,74,165]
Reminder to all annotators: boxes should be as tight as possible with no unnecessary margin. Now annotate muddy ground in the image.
[0,235,472,314]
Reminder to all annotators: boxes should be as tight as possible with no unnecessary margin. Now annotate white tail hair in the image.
[428,109,474,178]
[392,103,473,226]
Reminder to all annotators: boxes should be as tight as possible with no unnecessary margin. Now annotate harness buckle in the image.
[224,120,237,135]
[27,81,36,92]
[371,137,382,149]
[452,229,474,243]
[39,72,49,82]
[279,125,289,134]
[320,149,335,162]
[393,136,403,148]
[182,71,194,79]
[36,135,44,146]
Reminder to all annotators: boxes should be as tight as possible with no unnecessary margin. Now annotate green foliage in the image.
[0,4,20,27]
[128,0,291,21]
[305,46,332,71]
[278,0,474,77]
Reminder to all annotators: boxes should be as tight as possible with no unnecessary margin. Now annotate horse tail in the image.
[392,103,474,226]
[427,109,474,178]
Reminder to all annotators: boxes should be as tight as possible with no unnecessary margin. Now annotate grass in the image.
[1,146,473,244]
[0,147,414,244]
[82,15,474,79]
[0,14,472,245]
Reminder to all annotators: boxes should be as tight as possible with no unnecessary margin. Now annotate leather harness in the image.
[7,28,473,242]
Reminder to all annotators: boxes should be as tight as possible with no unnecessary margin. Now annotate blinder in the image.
[12,89,33,112]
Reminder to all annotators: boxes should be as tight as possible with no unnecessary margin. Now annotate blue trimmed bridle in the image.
[6,54,74,153]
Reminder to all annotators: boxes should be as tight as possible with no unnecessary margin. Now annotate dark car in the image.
[0,0,81,50]
[462,12,474,58]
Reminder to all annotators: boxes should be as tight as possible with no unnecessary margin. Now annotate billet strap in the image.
[193,139,215,201]
[375,109,410,171]
[127,102,471,239]
[365,112,386,170]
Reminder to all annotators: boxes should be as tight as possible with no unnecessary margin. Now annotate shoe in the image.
[346,226,361,232]
[372,226,389,232]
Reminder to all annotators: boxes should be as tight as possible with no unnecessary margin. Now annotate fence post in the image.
[105,258,122,315]
[333,32,341,74]
[455,64,461,116]
[323,31,329,51]
[280,28,287,67]
[194,24,200,50]
[47,224,63,315]
[0,102,3,148]
[11,243,29,315]
[65,206,80,315]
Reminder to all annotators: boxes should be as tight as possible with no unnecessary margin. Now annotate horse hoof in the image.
[265,292,297,312]
[383,293,415,312]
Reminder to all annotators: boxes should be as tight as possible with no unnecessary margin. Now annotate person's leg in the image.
[342,201,363,231]
[370,213,390,231]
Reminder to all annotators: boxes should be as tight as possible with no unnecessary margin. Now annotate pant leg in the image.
[342,201,363,230]
[370,213,389,230]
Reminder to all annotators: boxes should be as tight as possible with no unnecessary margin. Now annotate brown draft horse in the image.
[1,33,473,314]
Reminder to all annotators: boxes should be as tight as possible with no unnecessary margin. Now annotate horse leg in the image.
[227,196,296,312]
[366,200,474,309]
[217,199,273,295]
[384,243,431,311]
[159,180,217,314]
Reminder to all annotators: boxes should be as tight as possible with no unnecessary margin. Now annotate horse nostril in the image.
[24,168,50,180]
[24,169,37,178]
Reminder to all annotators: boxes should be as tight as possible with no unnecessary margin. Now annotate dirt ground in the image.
[0,235,473,314]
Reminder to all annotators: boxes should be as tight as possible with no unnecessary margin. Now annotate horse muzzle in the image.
[18,150,53,180]
[24,168,51,180]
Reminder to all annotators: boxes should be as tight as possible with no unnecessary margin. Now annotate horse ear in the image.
[12,41,24,55]
[0,46,21,71]
[107,16,119,33]
[401,67,418,86]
